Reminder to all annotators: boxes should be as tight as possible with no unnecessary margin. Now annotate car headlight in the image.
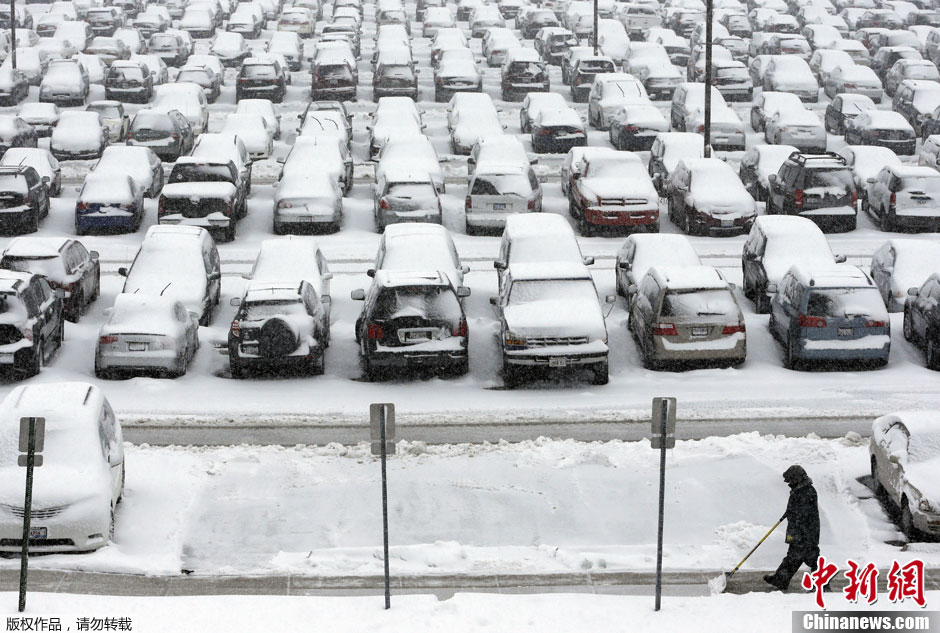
[277,200,293,209]
[919,498,938,513]
[504,331,526,348]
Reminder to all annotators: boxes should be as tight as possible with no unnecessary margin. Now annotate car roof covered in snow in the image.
[786,263,873,288]
[883,164,940,179]
[508,261,592,282]
[0,382,105,430]
[373,270,450,287]
[646,265,727,291]
[873,411,940,439]
[2,237,70,259]
[0,269,32,293]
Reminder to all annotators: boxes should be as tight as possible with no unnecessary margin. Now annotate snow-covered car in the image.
[352,270,468,381]
[0,115,37,156]
[147,32,190,67]
[629,265,746,369]
[0,148,60,197]
[104,60,153,103]
[0,383,123,552]
[764,108,827,153]
[126,109,193,162]
[465,162,541,234]
[227,11,262,39]
[92,145,163,198]
[647,132,705,196]
[86,101,129,143]
[175,64,221,103]
[823,64,883,101]
[491,262,611,386]
[608,103,668,151]
[235,99,280,140]
[220,113,273,161]
[370,223,468,296]
[448,93,504,155]
[119,225,221,325]
[96,294,198,378]
[904,273,940,369]
[570,55,618,103]
[667,158,757,236]
[671,83,745,150]
[762,56,820,102]
[519,92,568,133]
[369,97,422,159]
[236,58,287,103]
[750,91,804,133]
[870,239,940,312]
[373,167,442,231]
[39,59,90,106]
[0,237,99,322]
[0,69,28,106]
[482,27,519,68]
[150,83,209,135]
[531,107,586,154]
[16,104,58,139]
[159,166,240,242]
[267,32,302,72]
[0,269,63,377]
[919,135,940,169]
[622,43,683,100]
[75,172,144,235]
[739,144,800,201]
[288,133,351,195]
[533,27,579,66]
[228,280,327,377]
[712,60,753,102]
[494,213,594,294]
[770,264,890,368]
[85,36,129,66]
[423,6,457,37]
[500,48,549,101]
[0,165,49,234]
[586,72,648,130]
[809,49,855,84]
[568,150,659,235]
[871,412,940,537]
[615,234,701,306]
[4,49,47,86]
[742,215,846,313]
[273,171,343,234]
[179,7,215,39]
[865,164,940,231]
[837,145,904,208]
[823,93,877,134]
[50,111,107,161]
[434,55,482,103]
[885,59,940,96]
[377,134,444,197]
[845,110,916,155]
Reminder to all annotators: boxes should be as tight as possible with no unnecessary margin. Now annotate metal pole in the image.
[703,0,713,158]
[592,0,598,55]
[654,401,667,612]
[18,419,35,613]
[380,407,390,610]
[10,0,15,70]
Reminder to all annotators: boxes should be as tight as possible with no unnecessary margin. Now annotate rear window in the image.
[178,69,209,82]
[804,168,854,191]
[660,289,737,317]
[579,60,615,73]
[169,164,234,183]
[161,196,230,215]
[316,64,352,81]
[806,287,885,317]
[243,299,305,320]
[131,114,173,134]
[0,193,26,209]
[509,62,545,75]
[471,173,532,196]
[242,64,276,78]
[374,285,461,322]
[387,183,436,198]
[87,104,121,118]
[110,67,145,81]
[900,176,940,195]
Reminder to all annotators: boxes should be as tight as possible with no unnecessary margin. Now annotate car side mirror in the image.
[461,265,470,274]
[494,261,506,270]
[488,296,498,306]
[90,250,99,259]
[457,286,471,298]
[866,177,876,184]
[322,272,333,280]
[54,288,65,299]
[605,294,616,304]
[617,261,628,269]
[367,268,376,277]
[834,254,846,263]
[572,172,581,180]
[908,287,920,297]
[229,297,240,306]
[582,256,594,266]
[188,310,200,322]
[118,266,128,277]
[767,283,778,294]
[888,452,902,464]
[208,271,221,281]
[627,283,638,294]
[351,288,366,300]
[768,174,777,183]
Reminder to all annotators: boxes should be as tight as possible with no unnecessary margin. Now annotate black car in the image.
[126,109,194,162]
[105,61,154,103]
[766,152,858,232]
[520,10,560,39]
[236,59,287,103]
[501,54,550,101]
[823,94,875,135]
[0,270,64,378]
[311,61,357,102]
[0,69,29,106]
[531,108,587,153]
[228,280,328,377]
[0,115,37,158]
[904,272,940,369]
[298,100,353,139]
[351,270,469,381]
[168,157,248,218]
[0,166,49,234]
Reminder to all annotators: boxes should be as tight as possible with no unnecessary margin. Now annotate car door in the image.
[770,275,794,340]
[869,243,891,304]
[917,278,940,339]
[100,400,124,501]
[743,227,766,293]
[825,97,840,131]
[32,277,59,349]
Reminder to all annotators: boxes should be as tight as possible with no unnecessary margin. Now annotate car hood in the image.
[504,298,607,339]
[904,457,940,505]
[0,462,110,508]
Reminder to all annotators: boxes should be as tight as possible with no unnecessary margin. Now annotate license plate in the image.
[241,344,259,354]
[917,199,927,205]
[492,203,506,210]
[838,328,853,336]
[549,357,567,368]
[29,527,47,539]
[691,326,709,337]
[721,219,734,227]
[405,331,431,341]
[128,342,148,352]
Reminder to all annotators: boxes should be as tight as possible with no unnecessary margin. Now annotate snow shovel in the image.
[709,516,784,595]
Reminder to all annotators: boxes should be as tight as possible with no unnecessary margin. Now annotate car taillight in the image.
[697,124,705,132]
[126,130,132,141]
[231,320,240,336]
[852,190,858,206]
[623,125,638,133]
[527,198,535,210]
[76,202,89,212]
[367,323,383,339]
[223,204,233,217]
[889,192,896,206]
[172,132,179,140]
[794,189,803,207]
[465,195,472,210]
[539,128,553,135]
[844,82,856,89]
[22,327,32,342]
[453,318,468,337]
[652,323,678,336]
[722,324,745,335]
[866,319,887,327]
[380,198,389,210]
[798,314,826,328]
[99,335,118,344]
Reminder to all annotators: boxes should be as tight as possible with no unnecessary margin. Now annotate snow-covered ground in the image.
[1,434,933,576]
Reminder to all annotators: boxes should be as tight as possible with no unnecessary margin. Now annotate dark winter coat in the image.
[784,480,820,547]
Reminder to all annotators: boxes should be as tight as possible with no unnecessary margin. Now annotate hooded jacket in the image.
[783,465,820,546]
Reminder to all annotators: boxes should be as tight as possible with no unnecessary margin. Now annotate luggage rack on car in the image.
[786,151,847,165]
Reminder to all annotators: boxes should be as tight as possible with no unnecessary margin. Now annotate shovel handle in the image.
[728,517,784,578]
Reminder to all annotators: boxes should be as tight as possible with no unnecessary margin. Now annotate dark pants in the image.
[768,544,820,590]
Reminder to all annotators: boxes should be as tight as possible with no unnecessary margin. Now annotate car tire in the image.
[903,309,914,342]
[109,508,115,542]
[785,334,800,371]
[756,292,770,315]
[454,357,469,377]
[66,290,83,322]
[901,500,919,541]
[871,457,886,497]
[230,359,245,379]
[26,208,39,233]
[881,207,895,232]
[502,363,522,388]
[591,361,609,385]
[25,338,42,377]
[222,222,236,243]
[309,352,325,376]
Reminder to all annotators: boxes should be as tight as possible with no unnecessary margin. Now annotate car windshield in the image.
[471,173,531,196]
[87,105,120,117]
[0,255,65,278]
[374,285,461,322]
[900,176,940,195]
[170,164,233,183]
[717,66,748,79]
[178,70,208,82]
[243,299,306,320]
[508,279,597,305]
[806,287,885,318]
[660,289,737,317]
[804,168,854,191]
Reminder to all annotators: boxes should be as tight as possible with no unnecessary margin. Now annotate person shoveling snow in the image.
[711,464,825,595]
